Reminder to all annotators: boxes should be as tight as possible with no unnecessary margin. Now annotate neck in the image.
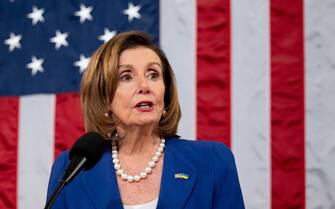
[116,125,160,155]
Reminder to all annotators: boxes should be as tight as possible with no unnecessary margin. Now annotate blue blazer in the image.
[46,137,245,209]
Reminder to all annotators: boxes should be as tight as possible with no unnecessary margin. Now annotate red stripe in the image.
[197,0,231,147]
[54,93,85,157]
[0,97,19,209]
[270,1,305,208]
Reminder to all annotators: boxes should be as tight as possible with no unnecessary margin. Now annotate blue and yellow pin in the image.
[174,173,189,180]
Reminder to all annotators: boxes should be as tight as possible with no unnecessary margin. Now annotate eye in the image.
[147,69,160,80]
[119,71,132,81]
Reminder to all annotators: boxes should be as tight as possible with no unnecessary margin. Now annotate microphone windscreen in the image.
[69,132,108,169]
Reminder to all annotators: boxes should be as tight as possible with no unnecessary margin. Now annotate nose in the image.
[137,77,150,94]
[138,88,150,94]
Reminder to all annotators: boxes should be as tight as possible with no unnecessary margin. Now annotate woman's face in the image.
[110,46,165,128]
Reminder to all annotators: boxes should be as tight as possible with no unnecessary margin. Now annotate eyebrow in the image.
[147,62,162,68]
[118,64,132,69]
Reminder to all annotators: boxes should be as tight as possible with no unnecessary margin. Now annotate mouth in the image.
[134,101,154,111]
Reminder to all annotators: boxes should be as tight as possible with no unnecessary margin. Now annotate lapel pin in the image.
[175,173,189,180]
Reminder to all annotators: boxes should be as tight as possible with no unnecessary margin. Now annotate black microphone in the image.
[44,132,108,209]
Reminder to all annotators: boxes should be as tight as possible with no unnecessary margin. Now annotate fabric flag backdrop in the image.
[0,0,334,209]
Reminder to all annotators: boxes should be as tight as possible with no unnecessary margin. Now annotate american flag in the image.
[0,0,334,209]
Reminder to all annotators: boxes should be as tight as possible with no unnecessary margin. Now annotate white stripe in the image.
[18,94,55,209]
[160,0,196,139]
[305,1,335,209]
[231,1,270,209]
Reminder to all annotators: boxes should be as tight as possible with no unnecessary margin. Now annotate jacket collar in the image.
[80,138,197,209]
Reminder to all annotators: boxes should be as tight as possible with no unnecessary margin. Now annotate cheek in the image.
[111,88,132,111]
[156,86,165,107]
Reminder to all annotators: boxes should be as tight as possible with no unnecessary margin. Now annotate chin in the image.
[134,117,159,126]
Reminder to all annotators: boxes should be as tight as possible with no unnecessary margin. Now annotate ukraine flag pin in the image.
[174,173,189,180]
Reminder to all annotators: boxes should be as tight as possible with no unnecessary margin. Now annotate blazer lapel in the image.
[157,139,197,209]
[81,149,123,209]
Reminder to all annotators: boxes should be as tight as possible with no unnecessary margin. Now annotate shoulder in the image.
[166,137,235,167]
[166,137,233,156]
[47,148,112,197]
[49,147,112,181]
[50,150,70,178]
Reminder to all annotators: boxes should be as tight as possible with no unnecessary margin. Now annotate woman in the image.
[46,31,245,209]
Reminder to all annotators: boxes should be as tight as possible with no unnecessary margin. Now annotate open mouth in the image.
[135,101,154,109]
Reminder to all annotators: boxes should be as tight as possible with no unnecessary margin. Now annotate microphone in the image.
[44,132,108,209]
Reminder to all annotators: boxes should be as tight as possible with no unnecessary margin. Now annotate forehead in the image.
[119,46,161,66]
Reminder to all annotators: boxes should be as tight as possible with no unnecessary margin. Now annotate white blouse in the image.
[123,198,158,209]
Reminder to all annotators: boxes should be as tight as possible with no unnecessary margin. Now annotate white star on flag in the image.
[98,28,116,43]
[26,56,44,76]
[50,30,69,50]
[27,6,45,25]
[123,3,141,22]
[74,54,90,73]
[75,4,93,23]
[4,32,22,52]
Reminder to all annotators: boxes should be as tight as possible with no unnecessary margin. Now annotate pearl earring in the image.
[105,111,112,117]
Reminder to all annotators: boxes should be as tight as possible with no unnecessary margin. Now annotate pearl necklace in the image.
[111,138,165,183]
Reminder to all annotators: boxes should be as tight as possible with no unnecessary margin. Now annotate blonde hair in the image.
[80,31,181,138]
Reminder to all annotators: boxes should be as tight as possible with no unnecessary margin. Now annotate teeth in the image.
[139,104,150,108]
[138,103,152,108]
